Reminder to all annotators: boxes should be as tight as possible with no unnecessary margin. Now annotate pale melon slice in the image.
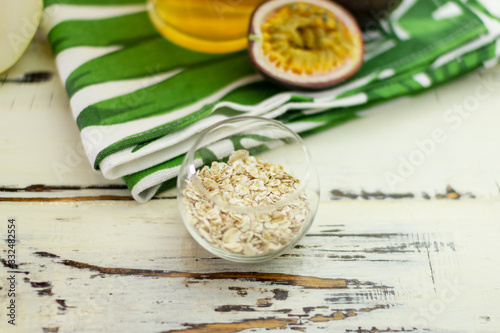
[0,0,44,73]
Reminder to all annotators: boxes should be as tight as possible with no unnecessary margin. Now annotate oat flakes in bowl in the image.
[177,116,320,263]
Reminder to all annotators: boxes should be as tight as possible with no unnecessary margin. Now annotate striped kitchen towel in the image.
[43,0,500,202]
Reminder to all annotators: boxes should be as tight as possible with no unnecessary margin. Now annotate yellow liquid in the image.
[147,0,266,53]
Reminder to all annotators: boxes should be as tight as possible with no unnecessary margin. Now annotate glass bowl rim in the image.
[177,116,314,214]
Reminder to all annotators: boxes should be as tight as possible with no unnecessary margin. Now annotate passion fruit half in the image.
[248,0,364,90]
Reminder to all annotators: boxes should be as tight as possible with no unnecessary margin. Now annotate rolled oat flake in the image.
[183,149,310,255]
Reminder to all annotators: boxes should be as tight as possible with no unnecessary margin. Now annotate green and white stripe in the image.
[43,0,500,202]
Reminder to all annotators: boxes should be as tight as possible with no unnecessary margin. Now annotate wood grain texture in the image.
[0,184,128,192]
[1,200,499,332]
[0,196,135,202]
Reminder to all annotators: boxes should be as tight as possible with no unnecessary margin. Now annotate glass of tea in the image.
[147,0,267,53]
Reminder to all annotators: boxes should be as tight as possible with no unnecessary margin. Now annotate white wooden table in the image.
[1,31,499,333]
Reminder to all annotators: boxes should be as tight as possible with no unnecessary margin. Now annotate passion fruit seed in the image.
[261,2,359,76]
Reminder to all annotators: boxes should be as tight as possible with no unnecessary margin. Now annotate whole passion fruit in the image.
[248,0,364,90]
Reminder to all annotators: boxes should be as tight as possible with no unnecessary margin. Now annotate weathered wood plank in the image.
[1,200,499,332]
[2,26,500,333]
[0,185,128,192]
[0,182,479,202]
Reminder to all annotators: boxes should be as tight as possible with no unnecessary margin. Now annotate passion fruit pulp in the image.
[248,0,364,90]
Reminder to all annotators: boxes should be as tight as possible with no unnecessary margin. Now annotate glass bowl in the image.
[177,116,320,262]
